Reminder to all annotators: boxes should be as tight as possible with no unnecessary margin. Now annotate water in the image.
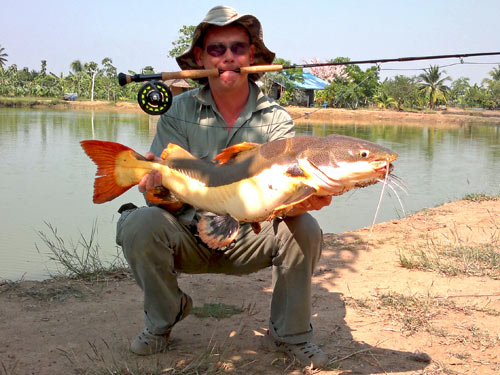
[1,108,499,281]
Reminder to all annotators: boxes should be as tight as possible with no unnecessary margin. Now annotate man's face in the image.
[194,25,255,92]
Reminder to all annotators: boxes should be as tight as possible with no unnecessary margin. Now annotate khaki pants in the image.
[116,206,323,344]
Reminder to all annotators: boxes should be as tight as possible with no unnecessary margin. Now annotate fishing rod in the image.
[118,51,500,115]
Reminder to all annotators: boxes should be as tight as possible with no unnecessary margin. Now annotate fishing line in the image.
[163,62,382,128]
[159,56,498,129]
[380,61,500,72]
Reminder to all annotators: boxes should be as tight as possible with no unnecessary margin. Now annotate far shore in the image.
[2,97,500,127]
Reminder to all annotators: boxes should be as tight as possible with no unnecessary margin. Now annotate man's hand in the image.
[138,152,162,193]
[139,153,185,212]
[285,195,333,217]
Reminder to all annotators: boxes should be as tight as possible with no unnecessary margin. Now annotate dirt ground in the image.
[58,100,500,126]
[1,198,499,375]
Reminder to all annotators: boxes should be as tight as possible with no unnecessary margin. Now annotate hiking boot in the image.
[130,293,192,355]
[130,328,171,355]
[266,331,329,368]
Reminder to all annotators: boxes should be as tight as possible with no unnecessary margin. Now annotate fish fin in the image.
[80,140,148,204]
[250,222,261,234]
[214,142,260,164]
[197,214,240,249]
[269,186,317,219]
[285,163,307,178]
[160,143,196,160]
[145,186,184,211]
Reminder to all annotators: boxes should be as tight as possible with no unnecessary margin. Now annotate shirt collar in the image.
[194,80,276,113]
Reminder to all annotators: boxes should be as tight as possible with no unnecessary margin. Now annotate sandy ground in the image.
[59,100,500,126]
[2,103,500,374]
[1,198,499,375]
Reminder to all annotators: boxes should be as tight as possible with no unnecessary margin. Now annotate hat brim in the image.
[176,13,275,83]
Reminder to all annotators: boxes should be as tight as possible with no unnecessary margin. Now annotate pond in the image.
[1,108,499,281]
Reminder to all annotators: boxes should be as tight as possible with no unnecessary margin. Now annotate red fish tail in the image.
[80,140,146,204]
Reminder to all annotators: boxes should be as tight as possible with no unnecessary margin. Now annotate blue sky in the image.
[2,0,500,84]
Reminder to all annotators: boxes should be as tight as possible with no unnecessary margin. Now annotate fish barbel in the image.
[81,134,397,248]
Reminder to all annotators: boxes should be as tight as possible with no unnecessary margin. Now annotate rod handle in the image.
[160,68,220,80]
[240,65,284,74]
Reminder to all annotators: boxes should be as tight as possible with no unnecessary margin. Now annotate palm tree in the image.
[374,90,397,109]
[489,65,500,81]
[70,59,83,74]
[70,59,100,101]
[0,45,8,69]
[418,65,451,109]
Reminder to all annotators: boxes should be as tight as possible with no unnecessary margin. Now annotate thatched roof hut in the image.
[164,79,193,96]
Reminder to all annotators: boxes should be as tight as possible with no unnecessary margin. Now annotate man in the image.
[116,5,331,368]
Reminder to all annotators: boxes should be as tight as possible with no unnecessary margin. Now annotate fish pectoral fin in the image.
[214,142,260,164]
[160,143,196,160]
[269,185,317,219]
[145,186,184,211]
[197,214,240,250]
[250,222,261,234]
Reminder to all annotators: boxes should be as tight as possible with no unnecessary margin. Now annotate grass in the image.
[0,95,68,107]
[191,303,243,319]
[399,240,500,279]
[35,221,128,281]
[346,291,499,340]
[463,193,499,202]
[0,280,84,302]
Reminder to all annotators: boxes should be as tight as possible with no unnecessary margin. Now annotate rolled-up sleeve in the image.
[267,107,295,142]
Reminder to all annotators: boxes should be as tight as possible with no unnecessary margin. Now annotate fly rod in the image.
[119,51,500,114]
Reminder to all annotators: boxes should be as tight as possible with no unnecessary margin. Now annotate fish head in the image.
[297,134,398,195]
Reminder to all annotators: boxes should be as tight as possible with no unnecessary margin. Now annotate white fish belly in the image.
[207,166,303,221]
[160,164,303,221]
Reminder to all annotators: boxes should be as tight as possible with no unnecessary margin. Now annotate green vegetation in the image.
[399,240,500,279]
[191,303,243,319]
[261,57,304,106]
[35,221,128,281]
[346,291,499,338]
[168,25,196,58]
[463,193,499,202]
[418,65,451,109]
[1,38,500,110]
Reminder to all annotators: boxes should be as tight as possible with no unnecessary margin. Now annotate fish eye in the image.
[359,149,370,158]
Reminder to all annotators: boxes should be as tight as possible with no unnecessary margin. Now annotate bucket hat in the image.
[176,5,275,82]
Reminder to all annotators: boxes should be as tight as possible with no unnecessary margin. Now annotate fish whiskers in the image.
[370,162,407,235]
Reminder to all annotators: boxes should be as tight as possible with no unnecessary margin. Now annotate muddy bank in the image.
[5,97,499,127]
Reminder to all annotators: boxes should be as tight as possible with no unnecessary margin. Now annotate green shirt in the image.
[150,81,294,160]
[149,80,295,225]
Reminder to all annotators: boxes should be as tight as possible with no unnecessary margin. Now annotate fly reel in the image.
[137,81,172,115]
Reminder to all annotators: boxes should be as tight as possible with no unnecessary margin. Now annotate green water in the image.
[1,108,499,280]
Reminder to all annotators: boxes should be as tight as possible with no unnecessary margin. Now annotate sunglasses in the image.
[205,41,250,57]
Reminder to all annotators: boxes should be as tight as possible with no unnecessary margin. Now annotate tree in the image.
[450,77,470,107]
[488,64,500,81]
[40,60,47,76]
[261,57,303,105]
[69,59,101,101]
[101,57,117,101]
[0,45,8,69]
[381,75,419,110]
[373,90,397,109]
[462,84,491,108]
[417,65,451,109]
[322,57,379,109]
[168,25,196,58]
[142,66,155,74]
[307,58,347,83]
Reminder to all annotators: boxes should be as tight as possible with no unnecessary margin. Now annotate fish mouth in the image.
[299,158,394,194]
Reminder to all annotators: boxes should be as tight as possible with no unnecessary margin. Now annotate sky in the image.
[2,0,500,84]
